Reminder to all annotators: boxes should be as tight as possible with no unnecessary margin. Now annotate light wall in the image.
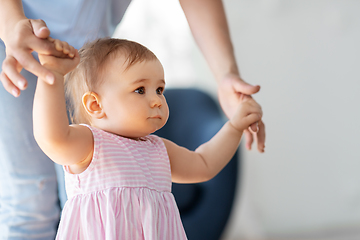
[115,0,360,239]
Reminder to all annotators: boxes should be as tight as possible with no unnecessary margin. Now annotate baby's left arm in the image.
[164,97,262,184]
[163,122,242,184]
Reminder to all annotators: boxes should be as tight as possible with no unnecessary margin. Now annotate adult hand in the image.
[0,18,68,97]
[218,73,265,153]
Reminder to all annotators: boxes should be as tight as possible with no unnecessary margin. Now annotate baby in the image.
[33,38,262,239]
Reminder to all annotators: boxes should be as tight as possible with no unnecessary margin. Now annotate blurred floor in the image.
[223,226,360,240]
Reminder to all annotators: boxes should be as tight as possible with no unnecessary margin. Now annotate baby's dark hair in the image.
[65,38,158,124]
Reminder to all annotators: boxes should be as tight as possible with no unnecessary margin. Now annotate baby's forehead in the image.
[108,53,160,70]
[102,56,162,77]
[99,54,130,75]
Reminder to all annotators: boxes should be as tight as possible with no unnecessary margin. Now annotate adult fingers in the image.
[1,56,27,91]
[30,19,50,39]
[27,19,67,58]
[0,71,20,97]
[243,129,253,150]
[249,122,259,133]
[15,51,55,84]
[256,120,266,153]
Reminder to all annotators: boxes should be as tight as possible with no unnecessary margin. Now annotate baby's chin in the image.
[112,130,154,140]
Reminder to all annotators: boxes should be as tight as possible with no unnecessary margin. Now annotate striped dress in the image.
[56,125,187,240]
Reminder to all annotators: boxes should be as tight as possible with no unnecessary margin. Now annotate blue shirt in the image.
[1,0,131,49]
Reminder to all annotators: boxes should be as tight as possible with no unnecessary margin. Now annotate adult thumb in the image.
[232,78,261,96]
[30,19,50,39]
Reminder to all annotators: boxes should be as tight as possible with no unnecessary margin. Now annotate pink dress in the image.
[56,125,187,240]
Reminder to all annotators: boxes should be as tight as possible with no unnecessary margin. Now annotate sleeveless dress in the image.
[56,125,187,240]
[0,1,132,239]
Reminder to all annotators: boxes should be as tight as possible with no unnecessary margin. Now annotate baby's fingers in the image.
[60,41,76,58]
[247,98,262,111]
[68,45,76,58]
[244,112,262,127]
[53,39,63,52]
[61,41,70,55]
[52,39,75,58]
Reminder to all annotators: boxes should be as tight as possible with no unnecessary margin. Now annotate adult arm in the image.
[179,0,265,152]
[0,0,65,96]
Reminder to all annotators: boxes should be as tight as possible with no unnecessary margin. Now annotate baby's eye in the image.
[135,87,145,94]
[156,87,164,95]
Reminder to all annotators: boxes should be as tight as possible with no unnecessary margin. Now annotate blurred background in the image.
[114,0,360,239]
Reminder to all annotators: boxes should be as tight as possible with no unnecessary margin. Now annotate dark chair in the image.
[155,88,240,240]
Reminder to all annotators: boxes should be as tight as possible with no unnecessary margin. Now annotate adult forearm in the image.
[0,0,26,40]
[179,0,239,81]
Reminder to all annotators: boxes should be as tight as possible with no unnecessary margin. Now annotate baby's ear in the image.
[82,92,105,119]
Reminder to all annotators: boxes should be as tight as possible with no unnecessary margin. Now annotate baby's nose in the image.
[150,95,162,108]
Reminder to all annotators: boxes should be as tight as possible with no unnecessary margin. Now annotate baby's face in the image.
[97,57,169,139]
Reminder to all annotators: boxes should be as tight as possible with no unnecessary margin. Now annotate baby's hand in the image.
[38,38,79,78]
[229,95,263,133]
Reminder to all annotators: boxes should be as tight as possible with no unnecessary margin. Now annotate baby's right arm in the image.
[33,39,94,172]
